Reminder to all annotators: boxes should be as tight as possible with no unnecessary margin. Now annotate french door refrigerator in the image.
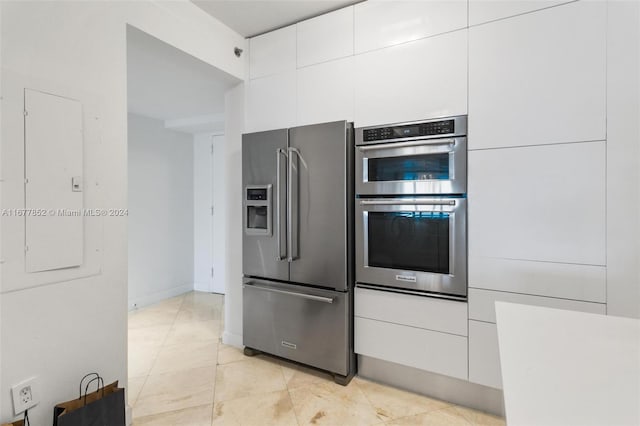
[242,120,356,385]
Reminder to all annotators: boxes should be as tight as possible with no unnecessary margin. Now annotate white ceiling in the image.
[126,26,241,133]
[192,0,361,38]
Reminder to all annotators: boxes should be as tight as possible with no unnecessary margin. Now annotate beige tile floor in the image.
[128,291,506,426]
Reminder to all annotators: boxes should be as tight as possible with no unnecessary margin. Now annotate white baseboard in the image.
[193,281,211,292]
[128,283,193,311]
[222,330,243,348]
[126,404,133,426]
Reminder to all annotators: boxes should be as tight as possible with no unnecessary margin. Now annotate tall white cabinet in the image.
[243,0,632,403]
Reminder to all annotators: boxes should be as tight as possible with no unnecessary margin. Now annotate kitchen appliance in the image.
[356,197,467,299]
[242,120,356,385]
[355,116,467,196]
[355,116,468,300]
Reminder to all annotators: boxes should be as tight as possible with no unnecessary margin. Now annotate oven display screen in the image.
[367,211,450,274]
[393,126,419,137]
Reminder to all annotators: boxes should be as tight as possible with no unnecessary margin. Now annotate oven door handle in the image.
[357,138,455,152]
[359,199,457,206]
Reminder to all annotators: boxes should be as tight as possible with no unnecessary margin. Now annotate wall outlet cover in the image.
[11,377,39,415]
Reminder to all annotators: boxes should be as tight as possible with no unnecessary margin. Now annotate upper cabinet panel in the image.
[297,7,354,68]
[469,0,573,26]
[249,25,296,79]
[468,1,606,149]
[297,57,354,126]
[246,71,296,132]
[354,0,467,54]
[354,30,467,128]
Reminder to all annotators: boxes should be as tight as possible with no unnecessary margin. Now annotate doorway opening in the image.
[125,25,240,420]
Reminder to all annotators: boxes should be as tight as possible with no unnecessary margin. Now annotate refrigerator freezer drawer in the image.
[243,278,350,376]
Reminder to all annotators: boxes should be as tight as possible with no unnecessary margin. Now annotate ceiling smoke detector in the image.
[234,47,243,58]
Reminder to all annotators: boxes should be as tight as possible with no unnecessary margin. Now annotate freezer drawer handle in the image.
[244,284,334,304]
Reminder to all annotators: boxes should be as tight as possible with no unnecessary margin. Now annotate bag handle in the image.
[82,376,105,405]
[78,373,101,399]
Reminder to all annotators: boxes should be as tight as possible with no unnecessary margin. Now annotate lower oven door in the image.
[356,197,467,299]
[242,278,350,376]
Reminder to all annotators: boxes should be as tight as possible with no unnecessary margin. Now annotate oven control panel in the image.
[358,116,468,145]
[362,119,454,142]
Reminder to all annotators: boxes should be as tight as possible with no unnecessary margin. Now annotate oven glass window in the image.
[368,211,450,274]
[368,154,449,181]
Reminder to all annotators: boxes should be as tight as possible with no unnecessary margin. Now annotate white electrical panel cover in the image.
[24,89,84,272]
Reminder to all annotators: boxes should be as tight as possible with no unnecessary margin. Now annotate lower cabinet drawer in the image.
[243,279,349,376]
[469,320,502,389]
[355,316,468,380]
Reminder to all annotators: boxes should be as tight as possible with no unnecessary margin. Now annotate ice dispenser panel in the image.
[245,185,272,236]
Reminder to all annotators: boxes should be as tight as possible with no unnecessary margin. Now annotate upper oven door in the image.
[356,197,467,299]
[355,137,467,196]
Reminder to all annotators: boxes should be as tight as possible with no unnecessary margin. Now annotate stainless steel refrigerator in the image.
[241,120,355,385]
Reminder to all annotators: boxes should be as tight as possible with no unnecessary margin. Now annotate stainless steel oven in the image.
[355,197,467,299]
[355,116,467,196]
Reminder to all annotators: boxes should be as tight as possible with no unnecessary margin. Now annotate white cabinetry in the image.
[469,320,502,389]
[297,7,353,67]
[468,288,607,389]
[249,25,296,79]
[355,287,467,336]
[468,141,606,267]
[296,57,354,126]
[469,0,572,26]
[355,317,468,380]
[468,1,606,149]
[469,288,606,324]
[354,287,468,380]
[354,30,467,127]
[245,71,296,132]
[354,0,467,53]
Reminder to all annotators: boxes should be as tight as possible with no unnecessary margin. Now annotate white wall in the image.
[222,83,245,347]
[212,135,227,294]
[128,113,194,308]
[0,2,245,424]
[193,133,227,294]
[194,134,214,291]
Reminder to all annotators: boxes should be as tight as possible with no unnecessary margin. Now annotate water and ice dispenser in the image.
[244,185,272,236]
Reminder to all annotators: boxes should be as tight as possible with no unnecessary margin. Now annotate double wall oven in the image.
[355,116,468,300]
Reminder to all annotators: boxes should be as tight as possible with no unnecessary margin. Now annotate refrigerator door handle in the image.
[287,147,301,262]
[243,283,334,304]
[275,148,288,261]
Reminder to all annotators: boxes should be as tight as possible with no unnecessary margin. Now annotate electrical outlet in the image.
[11,377,39,415]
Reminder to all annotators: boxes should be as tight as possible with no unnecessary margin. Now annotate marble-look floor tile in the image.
[175,304,223,323]
[129,324,171,349]
[280,360,333,390]
[385,407,472,426]
[134,403,213,426]
[289,380,383,425]
[128,345,161,378]
[151,340,218,375]
[355,377,450,421]
[128,307,179,329]
[127,376,147,406]
[217,344,247,365]
[212,390,297,426]
[214,357,287,403]
[134,366,215,418]
[452,406,506,426]
[164,319,221,346]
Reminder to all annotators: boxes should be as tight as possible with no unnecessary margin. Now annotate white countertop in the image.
[495,302,640,426]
